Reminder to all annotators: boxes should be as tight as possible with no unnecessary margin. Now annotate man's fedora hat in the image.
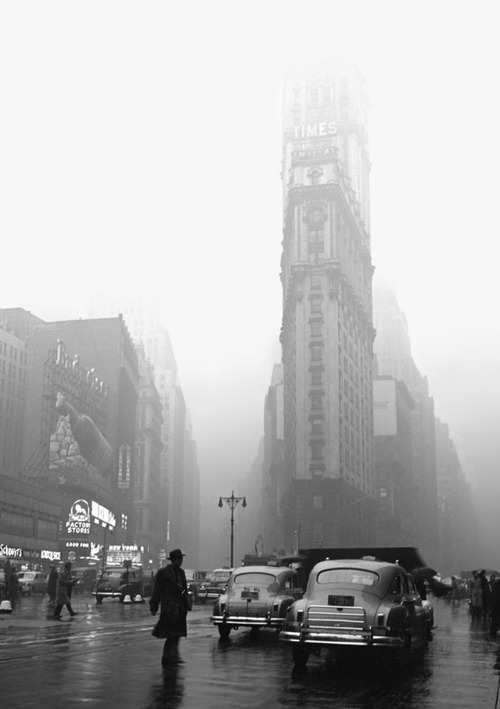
[168,549,185,560]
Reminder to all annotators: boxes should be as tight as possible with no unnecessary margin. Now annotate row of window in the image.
[0,510,58,540]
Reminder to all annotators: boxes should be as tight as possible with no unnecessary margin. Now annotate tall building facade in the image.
[88,288,201,564]
[372,281,440,564]
[434,418,478,575]
[0,315,30,478]
[134,349,164,564]
[280,63,375,549]
[373,376,416,546]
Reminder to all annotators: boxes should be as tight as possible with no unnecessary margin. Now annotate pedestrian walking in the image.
[149,549,191,667]
[47,564,58,606]
[53,561,79,620]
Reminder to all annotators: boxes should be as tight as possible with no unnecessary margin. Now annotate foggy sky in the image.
[1,1,499,552]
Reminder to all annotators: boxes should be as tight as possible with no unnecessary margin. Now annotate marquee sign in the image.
[293,121,337,140]
[66,499,91,535]
[91,500,116,530]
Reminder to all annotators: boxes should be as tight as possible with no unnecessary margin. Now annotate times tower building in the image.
[279,63,375,550]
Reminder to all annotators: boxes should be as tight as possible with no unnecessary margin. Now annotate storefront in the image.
[0,542,61,571]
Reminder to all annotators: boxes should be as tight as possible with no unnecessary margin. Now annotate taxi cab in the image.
[211,565,303,639]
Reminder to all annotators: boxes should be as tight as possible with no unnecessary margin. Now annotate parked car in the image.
[0,570,6,600]
[71,567,97,593]
[212,565,303,638]
[184,569,210,603]
[198,568,233,604]
[280,557,433,668]
[93,566,144,604]
[18,571,48,595]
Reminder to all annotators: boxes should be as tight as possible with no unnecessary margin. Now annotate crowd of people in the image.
[447,569,500,637]
[1,559,79,618]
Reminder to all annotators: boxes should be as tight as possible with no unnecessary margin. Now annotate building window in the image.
[311,345,323,361]
[311,370,322,386]
[311,441,324,460]
[308,168,322,185]
[307,207,326,261]
[311,321,322,337]
[311,392,323,409]
[310,296,322,313]
[313,495,323,509]
[311,417,323,434]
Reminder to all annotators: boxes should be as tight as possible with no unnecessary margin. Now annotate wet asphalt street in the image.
[0,593,499,708]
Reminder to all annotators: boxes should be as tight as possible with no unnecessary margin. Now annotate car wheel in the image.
[292,644,310,668]
[218,625,231,639]
[96,595,103,604]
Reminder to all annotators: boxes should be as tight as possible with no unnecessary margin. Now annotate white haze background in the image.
[1,1,499,565]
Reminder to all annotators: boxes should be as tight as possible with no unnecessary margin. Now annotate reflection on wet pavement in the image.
[0,595,499,707]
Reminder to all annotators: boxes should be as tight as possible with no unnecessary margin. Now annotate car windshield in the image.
[19,572,35,580]
[317,568,379,586]
[212,571,231,582]
[233,573,277,587]
[101,570,126,579]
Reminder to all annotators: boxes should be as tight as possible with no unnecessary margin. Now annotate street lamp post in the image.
[218,491,247,568]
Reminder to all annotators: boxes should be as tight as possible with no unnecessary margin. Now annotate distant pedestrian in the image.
[489,578,500,637]
[47,564,58,605]
[470,570,483,619]
[451,576,461,606]
[8,566,19,610]
[479,570,491,619]
[490,574,497,594]
[53,562,79,620]
[149,549,191,666]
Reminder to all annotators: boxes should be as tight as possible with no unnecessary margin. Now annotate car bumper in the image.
[212,613,284,629]
[280,628,406,648]
[198,592,223,601]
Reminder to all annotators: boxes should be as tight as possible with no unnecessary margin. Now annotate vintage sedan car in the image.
[184,569,210,603]
[211,565,303,638]
[280,557,433,668]
[198,568,233,604]
[93,565,144,603]
[18,571,48,595]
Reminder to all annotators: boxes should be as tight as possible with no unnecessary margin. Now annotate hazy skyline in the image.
[2,1,499,517]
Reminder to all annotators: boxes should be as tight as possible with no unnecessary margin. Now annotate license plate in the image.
[328,595,354,606]
[241,590,259,600]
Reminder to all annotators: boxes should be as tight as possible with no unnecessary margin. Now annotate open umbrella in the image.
[410,566,437,580]
[428,576,453,597]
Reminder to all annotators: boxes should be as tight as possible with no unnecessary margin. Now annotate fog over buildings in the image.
[1,1,500,569]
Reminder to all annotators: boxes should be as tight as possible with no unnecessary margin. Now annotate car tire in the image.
[218,625,231,639]
[96,595,103,604]
[292,644,310,668]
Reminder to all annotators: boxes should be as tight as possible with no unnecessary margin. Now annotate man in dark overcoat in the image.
[150,549,190,666]
[53,561,79,620]
[47,564,58,605]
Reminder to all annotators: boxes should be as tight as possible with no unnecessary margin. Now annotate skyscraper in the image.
[279,63,375,549]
